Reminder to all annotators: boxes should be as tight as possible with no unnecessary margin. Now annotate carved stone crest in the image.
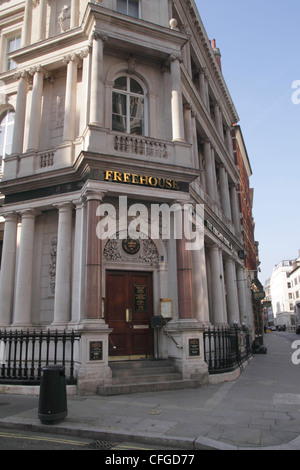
[103,237,159,264]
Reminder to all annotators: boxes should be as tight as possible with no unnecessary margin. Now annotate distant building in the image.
[288,255,300,325]
[266,254,300,327]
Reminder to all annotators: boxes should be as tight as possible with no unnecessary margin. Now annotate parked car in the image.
[296,326,300,335]
[269,326,277,331]
[278,325,285,331]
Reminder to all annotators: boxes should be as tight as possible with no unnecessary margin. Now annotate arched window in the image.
[0,108,15,166]
[112,75,146,136]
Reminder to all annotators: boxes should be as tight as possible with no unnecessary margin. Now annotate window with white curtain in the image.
[112,75,147,136]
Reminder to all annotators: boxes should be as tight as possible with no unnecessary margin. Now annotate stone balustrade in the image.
[113,134,168,159]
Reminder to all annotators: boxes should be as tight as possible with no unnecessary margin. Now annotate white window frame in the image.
[5,33,21,71]
[116,0,140,18]
[112,74,148,137]
[0,108,15,167]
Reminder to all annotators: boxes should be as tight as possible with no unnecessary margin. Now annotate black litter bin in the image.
[38,364,68,424]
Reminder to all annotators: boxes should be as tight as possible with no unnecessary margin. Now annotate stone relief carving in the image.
[49,236,57,295]
[58,5,70,32]
[56,94,65,127]
[103,238,159,264]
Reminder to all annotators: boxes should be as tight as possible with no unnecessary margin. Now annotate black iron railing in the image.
[0,329,81,385]
[203,326,252,374]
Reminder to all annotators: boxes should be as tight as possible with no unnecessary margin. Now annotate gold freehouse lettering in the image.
[104,170,179,190]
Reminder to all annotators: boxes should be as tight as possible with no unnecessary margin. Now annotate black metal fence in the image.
[0,329,81,385]
[203,326,252,374]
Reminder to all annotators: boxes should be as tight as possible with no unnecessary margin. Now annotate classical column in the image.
[184,103,193,145]
[70,0,79,28]
[211,147,219,203]
[27,66,44,152]
[224,257,239,324]
[183,39,192,77]
[214,102,224,137]
[199,67,208,108]
[219,248,228,323]
[209,244,226,325]
[230,183,241,233]
[21,0,32,47]
[219,165,232,220]
[79,48,90,134]
[52,202,74,327]
[203,139,215,201]
[192,242,209,324]
[63,54,78,142]
[90,31,107,126]
[237,265,248,324]
[191,110,199,169]
[170,54,185,142]
[84,191,104,320]
[225,126,234,159]
[0,213,18,327]
[13,209,38,326]
[71,199,85,324]
[176,206,195,320]
[11,71,28,155]
[37,0,47,41]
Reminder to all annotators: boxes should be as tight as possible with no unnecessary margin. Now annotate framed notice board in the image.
[189,338,200,357]
[89,341,103,361]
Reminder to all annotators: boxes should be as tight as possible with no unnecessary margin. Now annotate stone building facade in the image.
[0,0,256,393]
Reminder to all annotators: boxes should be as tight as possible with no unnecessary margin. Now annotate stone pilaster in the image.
[209,244,227,325]
[225,257,240,324]
[11,71,28,155]
[62,54,79,142]
[0,213,18,327]
[13,209,39,327]
[89,31,107,126]
[52,202,74,328]
[27,66,44,152]
[169,54,185,142]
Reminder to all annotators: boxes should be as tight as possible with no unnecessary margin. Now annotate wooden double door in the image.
[105,271,153,358]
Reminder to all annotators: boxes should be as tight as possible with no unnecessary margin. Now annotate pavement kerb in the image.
[0,416,237,450]
[1,416,300,451]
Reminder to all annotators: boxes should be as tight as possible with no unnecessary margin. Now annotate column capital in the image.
[78,47,90,59]
[62,53,80,65]
[2,211,19,222]
[72,197,85,208]
[91,30,108,43]
[28,65,45,76]
[83,187,106,202]
[203,136,212,145]
[210,242,222,252]
[169,53,183,63]
[53,201,74,212]
[19,208,40,218]
[13,70,29,81]
[183,102,192,111]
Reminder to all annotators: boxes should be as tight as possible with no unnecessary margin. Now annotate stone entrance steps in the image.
[97,359,199,395]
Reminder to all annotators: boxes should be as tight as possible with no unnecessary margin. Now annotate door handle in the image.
[126,308,132,323]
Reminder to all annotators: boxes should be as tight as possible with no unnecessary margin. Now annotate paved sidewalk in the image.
[0,332,300,450]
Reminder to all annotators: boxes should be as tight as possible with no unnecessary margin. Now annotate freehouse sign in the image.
[104,170,182,191]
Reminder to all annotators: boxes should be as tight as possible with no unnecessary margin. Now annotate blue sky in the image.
[195,0,300,283]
